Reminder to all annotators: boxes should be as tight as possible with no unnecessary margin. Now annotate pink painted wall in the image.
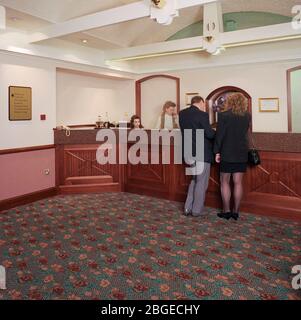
[0,149,55,202]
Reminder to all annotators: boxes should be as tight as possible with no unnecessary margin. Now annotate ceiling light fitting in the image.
[150,0,179,26]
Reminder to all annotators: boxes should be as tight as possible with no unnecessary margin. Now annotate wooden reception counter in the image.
[54,128,301,221]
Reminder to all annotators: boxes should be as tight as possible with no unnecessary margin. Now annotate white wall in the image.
[56,71,135,126]
[1,50,300,144]
[57,61,295,132]
[141,77,177,129]
[175,61,293,132]
[0,52,56,149]
[139,60,301,132]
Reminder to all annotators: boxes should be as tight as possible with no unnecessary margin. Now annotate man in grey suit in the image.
[179,96,215,217]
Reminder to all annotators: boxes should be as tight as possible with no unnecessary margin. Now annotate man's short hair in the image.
[191,96,204,105]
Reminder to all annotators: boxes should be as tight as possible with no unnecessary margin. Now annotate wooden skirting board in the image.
[0,188,58,212]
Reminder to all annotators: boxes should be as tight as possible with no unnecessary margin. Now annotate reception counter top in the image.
[54,128,301,221]
[251,133,301,153]
[54,129,301,153]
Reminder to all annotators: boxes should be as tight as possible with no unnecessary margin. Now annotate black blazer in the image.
[214,110,251,163]
[179,105,215,163]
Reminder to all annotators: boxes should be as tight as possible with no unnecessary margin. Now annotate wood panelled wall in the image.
[56,141,301,221]
[55,144,122,188]
[124,149,301,221]
[2,135,300,221]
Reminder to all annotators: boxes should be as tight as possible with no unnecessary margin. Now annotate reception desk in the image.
[54,128,301,221]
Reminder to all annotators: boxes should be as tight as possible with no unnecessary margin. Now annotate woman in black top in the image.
[214,93,251,221]
[130,115,144,129]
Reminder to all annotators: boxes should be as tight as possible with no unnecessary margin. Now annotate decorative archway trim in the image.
[135,74,180,119]
[206,86,252,129]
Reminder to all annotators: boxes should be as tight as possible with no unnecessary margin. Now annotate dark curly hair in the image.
[130,115,143,129]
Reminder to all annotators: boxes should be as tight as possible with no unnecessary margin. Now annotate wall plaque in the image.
[259,98,280,113]
[185,92,199,105]
[9,86,32,121]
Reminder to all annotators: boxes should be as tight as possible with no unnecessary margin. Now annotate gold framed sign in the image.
[185,92,199,105]
[9,86,32,121]
[259,98,280,112]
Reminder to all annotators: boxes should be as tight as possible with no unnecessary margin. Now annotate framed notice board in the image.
[9,86,32,121]
[259,98,280,113]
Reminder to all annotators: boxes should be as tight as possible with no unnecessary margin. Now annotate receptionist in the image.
[156,101,179,130]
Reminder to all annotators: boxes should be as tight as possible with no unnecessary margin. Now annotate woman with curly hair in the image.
[214,93,251,221]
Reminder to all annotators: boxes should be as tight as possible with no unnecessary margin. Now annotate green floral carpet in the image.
[0,193,300,300]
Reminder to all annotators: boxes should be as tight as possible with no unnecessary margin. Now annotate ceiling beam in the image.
[104,22,301,61]
[29,0,217,43]
[1,0,126,48]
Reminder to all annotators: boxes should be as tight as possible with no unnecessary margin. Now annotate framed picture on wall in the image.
[259,98,280,112]
[185,93,199,105]
[9,86,32,121]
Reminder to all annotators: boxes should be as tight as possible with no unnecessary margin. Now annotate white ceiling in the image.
[222,0,297,17]
[73,6,204,49]
[4,7,50,31]
[0,0,297,50]
[0,0,137,23]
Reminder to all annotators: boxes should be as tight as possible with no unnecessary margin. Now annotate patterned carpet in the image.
[0,193,300,300]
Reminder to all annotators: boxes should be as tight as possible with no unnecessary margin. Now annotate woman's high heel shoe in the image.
[231,212,239,221]
[217,212,232,220]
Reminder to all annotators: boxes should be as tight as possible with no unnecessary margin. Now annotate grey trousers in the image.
[185,162,211,215]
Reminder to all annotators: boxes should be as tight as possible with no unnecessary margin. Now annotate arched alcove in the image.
[206,86,252,127]
[135,75,180,128]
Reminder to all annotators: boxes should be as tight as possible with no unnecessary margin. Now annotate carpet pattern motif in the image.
[0,193,300,300]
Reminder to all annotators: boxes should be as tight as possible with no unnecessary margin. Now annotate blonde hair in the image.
[225,93,248,116]
[160,101,178,129]
[161,101,176,115]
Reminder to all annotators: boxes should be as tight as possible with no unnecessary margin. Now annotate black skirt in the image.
[220,161,247,173]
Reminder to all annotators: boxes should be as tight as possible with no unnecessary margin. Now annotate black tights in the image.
[220,173,244,213]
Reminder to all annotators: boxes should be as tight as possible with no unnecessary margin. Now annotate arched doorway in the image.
[206,86,252,127]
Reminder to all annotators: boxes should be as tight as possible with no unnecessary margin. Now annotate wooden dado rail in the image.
[54,129,301,221]
[0,144,55,155]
